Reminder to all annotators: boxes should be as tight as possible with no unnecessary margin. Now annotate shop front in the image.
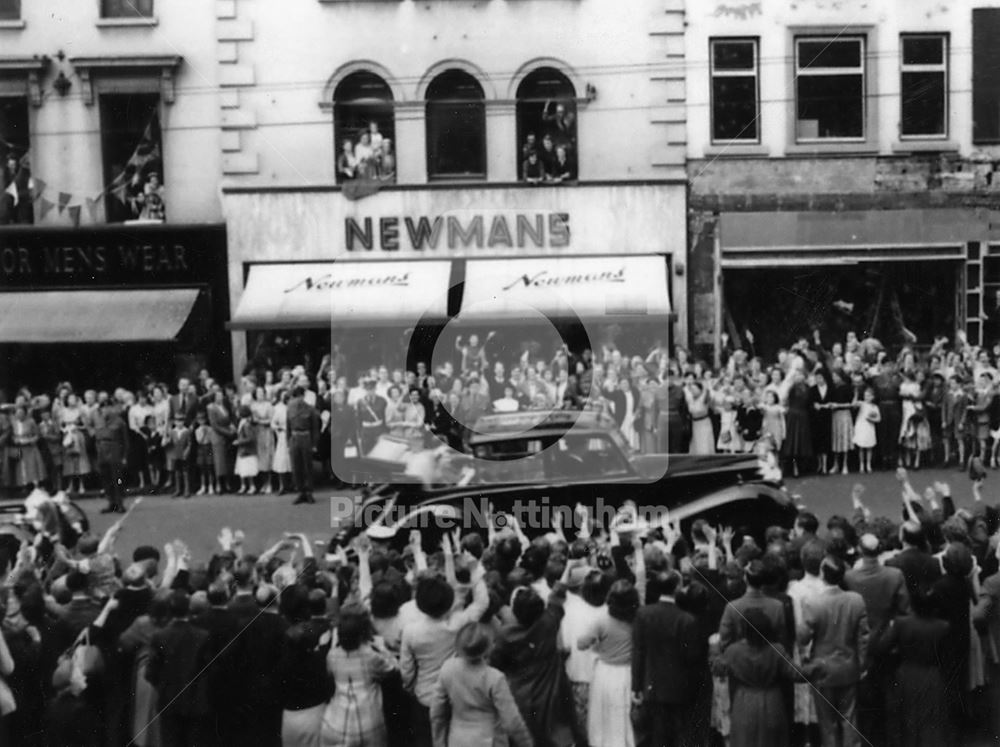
[220,183,686,381]
[716,209,982,359]
[0,224,230,398]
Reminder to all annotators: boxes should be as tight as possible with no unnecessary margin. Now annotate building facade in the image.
[217,0,688,380]
[687,0,1000,361]
[0,0,231,393]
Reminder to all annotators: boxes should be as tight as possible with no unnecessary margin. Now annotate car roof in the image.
[470,409,618,441]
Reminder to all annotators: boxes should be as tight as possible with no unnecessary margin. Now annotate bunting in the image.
[342,178,382,202]
[38,197,54,221]
[32,178,45,201]
[67,205,81,228]
[57,192,71,214]
[84,196,100,223]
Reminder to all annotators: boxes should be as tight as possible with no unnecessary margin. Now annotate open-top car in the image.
[334,410,797,547]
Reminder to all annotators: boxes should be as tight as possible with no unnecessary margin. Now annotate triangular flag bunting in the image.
[32,178,45,201]
[67,205,81,227]
[342,178,382,202]
[85,196,100,223]
[57,192,71,214]
[38,197,54,220]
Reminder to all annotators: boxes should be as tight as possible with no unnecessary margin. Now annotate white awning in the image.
[458,255,671,322]
[230,261,453,329]
[0,288,199,343]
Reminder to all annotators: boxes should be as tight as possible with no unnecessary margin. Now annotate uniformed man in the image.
[287,386,320,505]
[93,400,129,514]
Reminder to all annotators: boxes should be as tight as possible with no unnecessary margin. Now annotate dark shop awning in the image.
[0,288,199,343]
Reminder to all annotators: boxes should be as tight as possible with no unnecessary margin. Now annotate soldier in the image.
[93,400,129,514]
[287,386,320,505]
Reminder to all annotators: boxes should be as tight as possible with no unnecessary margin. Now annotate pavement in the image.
[69,464,996,564]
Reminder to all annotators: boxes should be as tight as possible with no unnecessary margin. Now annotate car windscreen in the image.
[470,431,631,483]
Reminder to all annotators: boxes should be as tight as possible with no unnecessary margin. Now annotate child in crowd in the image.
[760,389,786,452]
[234,405,259,495]
[194,410,215,496]
[142,415,164,491]
[163,413,192,498]
[61,417,89,495]
[852,386,880,474]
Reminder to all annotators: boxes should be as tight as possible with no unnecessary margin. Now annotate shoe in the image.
[306,494,316,504]
[115,505,127,513]
[99,506,116,514]
[183,492,192,499]
[293,494,308,505]
[196,487,206,496]
[237,486,247,495]
[264,486,273,495]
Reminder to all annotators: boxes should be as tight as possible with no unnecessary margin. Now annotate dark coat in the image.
[632,600,702,704]
[886,547,942,601]
[146,619,212,717]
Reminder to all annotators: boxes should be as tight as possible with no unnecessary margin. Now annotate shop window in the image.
[101,0,154,18]
[0,0,20,21]
[334,71,395,184]
[516,67,577,183]
[425,70,486,180]
[100,93,164,223]
[795,36,866,141]
[974,9,1000,143]
[710,38,759,143]
[900,34,947,138]
[0,96,31,225]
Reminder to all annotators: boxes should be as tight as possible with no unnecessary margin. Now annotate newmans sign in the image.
[345,211,570,252]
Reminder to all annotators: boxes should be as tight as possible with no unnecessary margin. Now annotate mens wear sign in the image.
[230,261,453,329]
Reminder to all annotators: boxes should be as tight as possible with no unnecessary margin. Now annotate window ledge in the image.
[96,17,158,28]
[892,139,959,154]
[703,144,770,158]
[785,143,880,156]
[0,20,25,29]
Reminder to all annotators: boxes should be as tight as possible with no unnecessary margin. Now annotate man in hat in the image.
[355,378,387,455]
[287,386,320,505]
[93,399,129,514]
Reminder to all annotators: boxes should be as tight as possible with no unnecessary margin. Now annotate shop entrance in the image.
[722,260,961,360]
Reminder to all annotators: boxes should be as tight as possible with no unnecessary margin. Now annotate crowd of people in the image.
[0,150,34,225]
[521,100,578,184]
[0,460,997,746]
[336,122,395,183]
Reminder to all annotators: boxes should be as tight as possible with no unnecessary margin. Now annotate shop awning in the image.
[0,288,199,343]
[229,261,453,329]
[457,255,671,322]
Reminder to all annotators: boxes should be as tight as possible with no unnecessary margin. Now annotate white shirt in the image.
[348,386,366,407]
[561,595,604,683]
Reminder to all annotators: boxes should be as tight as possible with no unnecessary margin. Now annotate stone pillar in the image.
[395,101,426,184]
[486,101,517,182]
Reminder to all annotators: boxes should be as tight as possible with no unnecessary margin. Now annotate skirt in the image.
[587,660,634,747]
[14,444,46,486]
[255,424,275,472]
[273,431,291,473]
[831,410,854,453]
[235,455,259,478]
[282,704,324,747]
[195,441,214,469]
[782,410,814,459]
[853,414,877,449]
[711,674,731,737]
[63,432,91,476]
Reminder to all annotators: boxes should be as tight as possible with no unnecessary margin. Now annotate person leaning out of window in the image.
[546,145,576,183]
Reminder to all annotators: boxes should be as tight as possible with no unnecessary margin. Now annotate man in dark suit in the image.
[52,570,103,653]
[146,591,212,747]
[195,582,241,747]
[227,584,290,747]
[287,386,320,505]
[92,400,129,514]
[718,559,788,651]
[632,570,703,747]
[169,377,200,426]
[227,562,258,630]
[355,379,388,455]
[886,520,941,601]
[654,374,688,453]
[845,533,910,747]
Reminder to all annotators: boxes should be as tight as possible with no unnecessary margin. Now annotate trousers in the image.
[289,434,314,495]
[97,459,124,508]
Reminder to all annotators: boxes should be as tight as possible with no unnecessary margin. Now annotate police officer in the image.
[287,386,320,505]
[93,399,129,513]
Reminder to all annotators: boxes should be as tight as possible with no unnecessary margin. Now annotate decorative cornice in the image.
[69,55,182,105]
[0,56,51,107]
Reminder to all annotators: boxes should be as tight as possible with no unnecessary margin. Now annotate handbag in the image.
[52,628,104,693]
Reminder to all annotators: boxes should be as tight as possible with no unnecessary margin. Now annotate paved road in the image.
[74,466,993,564]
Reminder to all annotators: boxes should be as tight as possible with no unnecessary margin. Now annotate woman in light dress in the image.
[271,389,293,494]
[716,395,744,454]
[852,386,880,473]
[251,386,275,494]
[761,389,786,451]
[686,381,716,455]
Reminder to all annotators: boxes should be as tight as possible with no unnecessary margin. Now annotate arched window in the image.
[425,70,486,180]
[334,72,395,183]
[516,68,577,183]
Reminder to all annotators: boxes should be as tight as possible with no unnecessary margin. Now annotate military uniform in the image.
[93,406,129,512]
[286,395,320,504]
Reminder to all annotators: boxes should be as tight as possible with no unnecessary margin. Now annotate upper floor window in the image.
[101,93,164,223]
[974,9,1000,143]
[710,38,759,143]
[334,71,395,184]
[795,36,866,141]
[0,0,20,21]
[101,0,154,18]
[900,34,947,139]
[426,70,486,180]
[516,68,577,183]
[0,96,32,225]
